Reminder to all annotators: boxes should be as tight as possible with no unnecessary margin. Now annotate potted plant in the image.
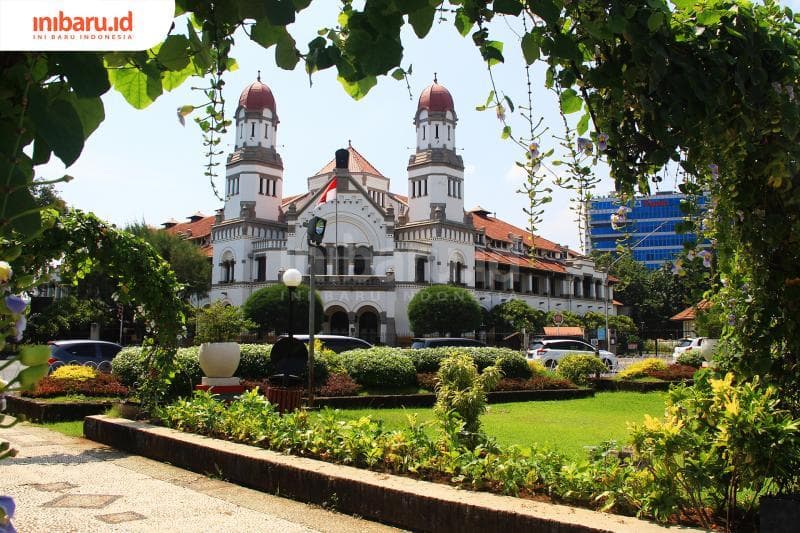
[195,302,255,379]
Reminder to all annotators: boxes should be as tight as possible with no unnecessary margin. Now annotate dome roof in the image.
[417,79,454,114]
[238,75,277,115]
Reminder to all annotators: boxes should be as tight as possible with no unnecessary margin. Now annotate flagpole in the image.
[335,186,339,277]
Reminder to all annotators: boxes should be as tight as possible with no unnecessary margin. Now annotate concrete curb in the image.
[84,415,691,533]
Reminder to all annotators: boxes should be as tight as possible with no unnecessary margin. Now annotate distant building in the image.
[168,76,620,345]
[587,191,710,270]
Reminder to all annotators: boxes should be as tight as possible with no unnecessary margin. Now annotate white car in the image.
[672,337,718,362]
[527,339,618,371]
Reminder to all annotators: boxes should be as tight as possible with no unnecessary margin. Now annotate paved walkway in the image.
[0,422,402,532]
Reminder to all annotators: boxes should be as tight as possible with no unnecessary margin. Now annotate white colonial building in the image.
[192,76,617,344]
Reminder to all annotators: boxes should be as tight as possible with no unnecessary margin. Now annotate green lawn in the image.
[29,420,84,438]
[339,391,668,459]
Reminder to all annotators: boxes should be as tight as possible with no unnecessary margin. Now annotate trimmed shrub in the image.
[493,375,577,391]
[648,364,697,381]
[407,348,442,373]
[111,347,145,386]
[495,353,533,379]
[555,354,608,386]
[528,360,547,376]
[618,358,668,380]
[318,373,361,397]
[112,344,274,397]
[342,348,416,388]
[406,346,528,374]
[676,351,705,369]
[51,365,97,381]
[416,372,438,391]
[23,373,128,398]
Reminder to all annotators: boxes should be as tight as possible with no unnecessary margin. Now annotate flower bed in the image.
[22,371,128,399]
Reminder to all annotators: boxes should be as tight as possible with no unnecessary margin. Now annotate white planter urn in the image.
[198,342,241,378]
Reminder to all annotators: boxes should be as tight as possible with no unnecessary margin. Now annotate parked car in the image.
[283,335,373,354]
[527,338,618,371]
[410,337,486,349]
[672,337,718,361]
[48,340,123,373]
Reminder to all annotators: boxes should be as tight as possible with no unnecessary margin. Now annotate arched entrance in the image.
[357,307,379,344]
[326,306,350,336]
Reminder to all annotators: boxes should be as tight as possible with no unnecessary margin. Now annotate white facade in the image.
[209,79,615,344]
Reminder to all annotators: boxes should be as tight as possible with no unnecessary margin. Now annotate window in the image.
[256,256,267,281]
[435,124,439,139]
[250,123,255,137]
[265,125,268,139]
[422,126,426,140]
[415,258,426,282]
[447,125,451,140]
[259,178,265,195]
[423,178,428,196]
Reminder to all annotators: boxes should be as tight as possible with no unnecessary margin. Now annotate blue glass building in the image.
[587,191,709,270]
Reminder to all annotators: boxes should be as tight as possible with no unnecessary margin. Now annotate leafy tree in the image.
[545,310,582,327]
[489,299,546,335]
[126,223,211,301]
[408,285,482,337]
[25,295,115,343]
[242,284,323,336]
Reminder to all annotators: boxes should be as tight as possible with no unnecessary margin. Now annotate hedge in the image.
[341,348,416,388]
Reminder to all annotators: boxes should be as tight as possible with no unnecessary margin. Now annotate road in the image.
[0,422,403,533]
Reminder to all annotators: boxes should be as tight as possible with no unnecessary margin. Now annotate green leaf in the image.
[67,95,105,138]
[481,40,504,66]
[504,95,515,113]
[559,88,582,114]
[3,188,40,237]
[186,20,211,71]
[19,345,50,366]
[647,12,665,32]
[391,68,405,81]
[251,18,282,49]
[494,0,523,16]
[530,0,560,25]
[275,33,299,70]
[454,10,472,36]
[54,53,110,98]
[337,75,377,100]
[501,125,511,139]
[30,98,85,166]
[265,0,296,25]
[157,35,191,70]
[485,90,495,107]
[696,10,725,26]
[109,68,158,109]
[577,112,590,135]
[32,136,51,165]
[521,32,540,65]
[409,6,436,38]
[162,62,198,92]
[550,34,582,63]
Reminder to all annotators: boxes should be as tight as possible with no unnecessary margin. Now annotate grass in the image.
[338,391,668,459]
[26,405,120,438]
[28,420,85,438]
[25,394,122,403]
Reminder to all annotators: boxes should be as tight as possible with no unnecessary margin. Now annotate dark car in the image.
[410,337,486,349]
[48,340,123,373]
[282,335,373,354]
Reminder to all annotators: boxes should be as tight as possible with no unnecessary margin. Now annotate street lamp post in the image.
[282,268,302,338]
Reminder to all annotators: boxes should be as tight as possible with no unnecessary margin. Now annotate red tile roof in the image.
[238,78,277,115]
[165,215,215,242]
[281,193,310,208]
[476,249,567,273]
[470,210,562,253]
[670,299,712,321]
[315,144,385,177]
[389,192,408,205]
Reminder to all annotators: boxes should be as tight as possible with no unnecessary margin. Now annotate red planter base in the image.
[266,386,303,413]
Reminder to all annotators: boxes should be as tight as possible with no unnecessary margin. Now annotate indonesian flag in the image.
[318,178,337,205]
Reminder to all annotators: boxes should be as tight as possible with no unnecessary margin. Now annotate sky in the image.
[39,1,800,252]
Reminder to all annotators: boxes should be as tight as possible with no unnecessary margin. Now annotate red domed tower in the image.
[222,73,284,223]
[407,75,464,223]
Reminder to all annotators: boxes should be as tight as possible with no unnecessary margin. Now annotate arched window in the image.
[353,246,372,275]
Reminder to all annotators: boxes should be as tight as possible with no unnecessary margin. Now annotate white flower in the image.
[597,132,609,152]
[0,261,11,284]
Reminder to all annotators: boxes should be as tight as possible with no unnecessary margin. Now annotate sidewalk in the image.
[0,422,401,532]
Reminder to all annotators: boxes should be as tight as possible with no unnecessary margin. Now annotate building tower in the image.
[222,73,284,222]
[407,76,464,223]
